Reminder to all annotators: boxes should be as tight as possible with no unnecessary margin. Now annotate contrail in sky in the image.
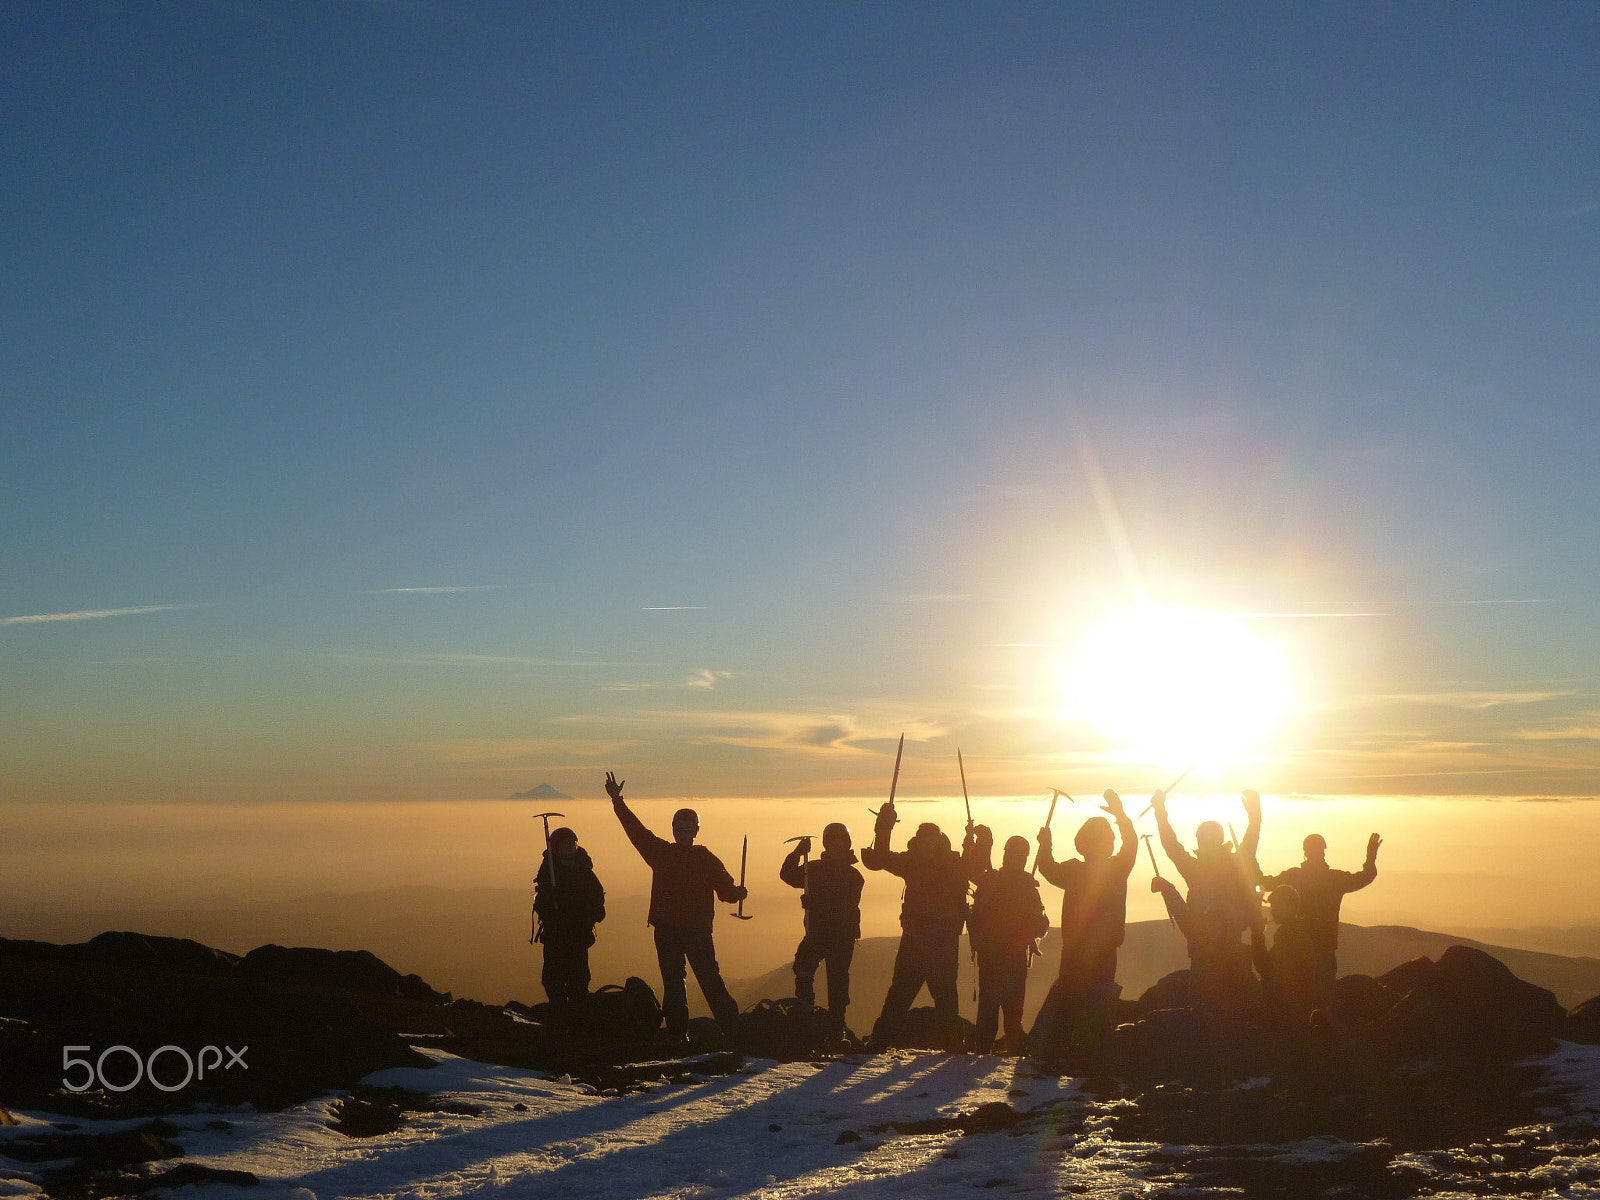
[643,606,706,611]
[1,604,203,626]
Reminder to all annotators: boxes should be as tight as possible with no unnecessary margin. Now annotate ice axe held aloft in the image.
[530,810,565,943]
[731,834,753,920]
[1031,788,1074,878]
[869,732,905,824]
[1138,762,1199,819]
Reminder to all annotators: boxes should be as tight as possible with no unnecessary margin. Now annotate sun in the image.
[1057,604,1293,765]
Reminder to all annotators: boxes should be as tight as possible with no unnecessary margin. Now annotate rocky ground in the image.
[5,931,1600,1198]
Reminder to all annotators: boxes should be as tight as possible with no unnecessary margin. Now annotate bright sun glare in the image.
[1058,605,1293,765]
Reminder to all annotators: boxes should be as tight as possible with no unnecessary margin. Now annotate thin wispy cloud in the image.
[685,669,732,690]
[372,586,493,594]
[642,606,706,611]
[1,604,204,626]
[1381,689,1574,710]
[1540,200,1600,225]
[328,652,637,669]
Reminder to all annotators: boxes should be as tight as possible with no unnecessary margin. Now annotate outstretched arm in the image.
[1152,790,1198,883]
[1151,876,1195,942]
[1105,789,1138,877]
[1235,793,1260,889]
[1344,834,1381,893]
[709,852,743,904]
[861,800,905,874]
[606,771,666,867]
[962,823,993,881]
[1035,825,1070,889]
[779,840,809,890]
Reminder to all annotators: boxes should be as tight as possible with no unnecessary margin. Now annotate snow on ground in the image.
[6,1042,1600,1199]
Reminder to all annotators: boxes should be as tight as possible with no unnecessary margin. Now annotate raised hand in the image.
[1150,788,1167,817]
[1101,788,1125,817]
[1242,789,1261,819]
[1367,832,1383,863]
[796,836,812,856]
[605,771,625,802]
[1037,826,1053,852]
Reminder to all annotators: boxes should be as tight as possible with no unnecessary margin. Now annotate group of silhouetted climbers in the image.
[529,768,1381,1059]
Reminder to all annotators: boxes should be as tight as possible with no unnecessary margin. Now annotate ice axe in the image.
[732,834,753,920]
[869,732,905,823]
[957,747,973,835]
[1031,789,1073,878]
[1142,833,1177,930]
[1137,762,1199,818]
[530,810,565,943]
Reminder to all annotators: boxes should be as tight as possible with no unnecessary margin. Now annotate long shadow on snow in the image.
[285,1069,763,1196]
[507,1055,1042,1200]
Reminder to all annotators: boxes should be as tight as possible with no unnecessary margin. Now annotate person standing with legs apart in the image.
[968,834,1049,1054]
[863,800,976,1050]
[1028,789,1137,1059]
[606,771,746,1045]
[533,826,606,1025]
[780,822,864,1037]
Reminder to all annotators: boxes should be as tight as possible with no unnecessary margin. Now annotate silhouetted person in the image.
[968,834,1049,1054]
[1260,831,1380,1001]
[1028,789,1137,1058]
[862,800,976,1049]
[534,826,607,1019]
[606,771,746,1044]
[1152,788,1263,944]
[1248,884,1318,1030]
[780,821,864,1033]
[1151,875,1260,1021]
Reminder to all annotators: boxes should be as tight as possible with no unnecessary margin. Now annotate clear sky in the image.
[4,2,1599,805]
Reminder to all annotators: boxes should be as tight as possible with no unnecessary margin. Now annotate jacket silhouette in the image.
[1250,886,1319,1029]
[780,822,864,1024]
[1260,831,1380,999]
[607,772,745,1041]
[533,830,606,1011]
[1153,790,1262,944]
[1028,790,1137,1058]
[968,833,1049,1053]
[862,802,978,1049]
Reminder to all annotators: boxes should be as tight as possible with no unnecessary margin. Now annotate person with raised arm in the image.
[862,800,977,1050]
[779,822,864,1037]
[1259,829,1381,1002]
[1027,788,1138,1059]
[1151,787,1263,944]
[968,834,1050,1054]
[605,771,746,1045]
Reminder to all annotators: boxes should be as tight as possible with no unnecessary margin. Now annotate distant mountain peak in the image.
[510,783,572,801]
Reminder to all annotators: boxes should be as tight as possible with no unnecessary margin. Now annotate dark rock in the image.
[1375,945,1565,1060]
[835,1129,861,1144]
[768,1123,782,1131]
[240,944,448,1001]
[328,1085,483,1138]
[1566,993,1600,1044]
[1136,969,1190,1012]
[1333,973,1398,1026]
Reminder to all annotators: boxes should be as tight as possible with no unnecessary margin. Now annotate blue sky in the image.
[3,2,1599,802]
